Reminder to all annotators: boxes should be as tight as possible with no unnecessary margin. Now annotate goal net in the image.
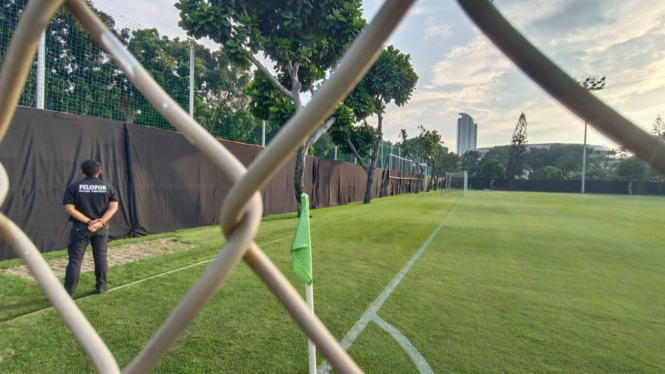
[444,171,468,196]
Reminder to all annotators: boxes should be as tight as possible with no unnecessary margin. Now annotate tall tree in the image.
[544,166,567,180]
[479,158,506,180]
[616,157,649,182]
[126,30,259,139]
[176,0,365,213]
[427,144,446,191]
[653,115,665,141]
[331,46,418,203]
[399,126,439,194]
[506,113,528,188]
[429,146,460,190]
[460,150,482,178]
[479,146,510,172]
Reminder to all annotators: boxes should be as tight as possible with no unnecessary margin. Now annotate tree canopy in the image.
[460,150,482,177]
[506,112,528,182]
[544,166,566,180]
[400,126,440,193]
[331,45,418,203]
[479,158,506,179]
[176,0,366,212]
[616,157,650,182]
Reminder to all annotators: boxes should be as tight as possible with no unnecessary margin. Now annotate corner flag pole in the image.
[290,193,316,374]
[306,283,316,374]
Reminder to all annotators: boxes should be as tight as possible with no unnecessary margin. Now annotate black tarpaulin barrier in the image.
[0,107,424,261]
[468,178,665,195]
[0,107,133,261]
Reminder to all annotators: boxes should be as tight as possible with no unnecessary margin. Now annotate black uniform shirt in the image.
[63,177,118,222]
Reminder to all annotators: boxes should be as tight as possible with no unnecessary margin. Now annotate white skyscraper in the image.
[457,113,477,155]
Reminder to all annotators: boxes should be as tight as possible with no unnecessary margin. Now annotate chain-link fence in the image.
[0,0,270,145]
[313,138,431,175]
[0,0,432,173]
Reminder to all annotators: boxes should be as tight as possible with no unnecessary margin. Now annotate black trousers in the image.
[64,221,109,295]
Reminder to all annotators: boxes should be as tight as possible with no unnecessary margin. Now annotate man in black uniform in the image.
[63,160,119,296]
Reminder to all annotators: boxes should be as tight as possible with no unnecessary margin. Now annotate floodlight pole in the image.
[35,31,46,109]
[575,75,606,194]
[189,46,194,118]
[582,121,588,193]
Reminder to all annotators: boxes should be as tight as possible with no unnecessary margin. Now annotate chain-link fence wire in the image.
[0,2,413,157]
[0,0,37,107]
[0,0,269,143]
[314,138,424,172]
[0,0,415,372]
[3,0,665,373]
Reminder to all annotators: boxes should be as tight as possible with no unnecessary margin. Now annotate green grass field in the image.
[1,191,665,373]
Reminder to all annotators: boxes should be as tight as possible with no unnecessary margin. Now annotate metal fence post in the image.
[35,31,46,109]
[262,120,266,147]
[380,140,383,168]
[189,46,194,118]
[389,145,392,170]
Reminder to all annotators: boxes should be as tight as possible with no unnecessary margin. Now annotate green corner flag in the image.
[290,193,312,285]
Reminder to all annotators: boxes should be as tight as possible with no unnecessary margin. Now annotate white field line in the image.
[318,197,464,374]
[372,314,434,374]
[7,204,390,322]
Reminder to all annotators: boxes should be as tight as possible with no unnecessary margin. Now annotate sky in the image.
[92,0,665,152]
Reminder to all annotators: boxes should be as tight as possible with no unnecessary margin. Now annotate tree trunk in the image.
[294,144,307,216]
[427,172,436,191]
[289,64,306,216]
[362,113,382,204]
[415,172,424,194]
[363,150,378,204]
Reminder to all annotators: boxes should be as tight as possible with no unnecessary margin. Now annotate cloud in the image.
[431,37,513,87]
[91,0,665,153]
[402,0,665,151]
[424,17,453,40]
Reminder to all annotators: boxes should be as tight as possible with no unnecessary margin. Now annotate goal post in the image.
[444,171,468,196]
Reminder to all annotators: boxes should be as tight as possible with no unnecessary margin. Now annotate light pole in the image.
[575,75,606,194]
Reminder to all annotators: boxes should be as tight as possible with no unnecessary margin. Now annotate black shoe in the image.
[97,285,109,294]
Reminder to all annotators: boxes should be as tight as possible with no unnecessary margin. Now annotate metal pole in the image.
[398,147,401,171]
[581,121,587,193]
[389,145,393,170]
[36,31,46,109]
[262,120,266,147]
[306,283,316,374]
[380,140,383,168]
[189,46,194,118]
[334,146,338,160]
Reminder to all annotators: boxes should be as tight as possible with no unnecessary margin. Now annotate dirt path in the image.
[2,238,196,281]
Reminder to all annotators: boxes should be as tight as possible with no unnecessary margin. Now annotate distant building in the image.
[457,113,478,155]
[475,143,610,155]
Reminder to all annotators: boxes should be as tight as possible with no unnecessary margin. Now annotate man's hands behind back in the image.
[88,219,105,232]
